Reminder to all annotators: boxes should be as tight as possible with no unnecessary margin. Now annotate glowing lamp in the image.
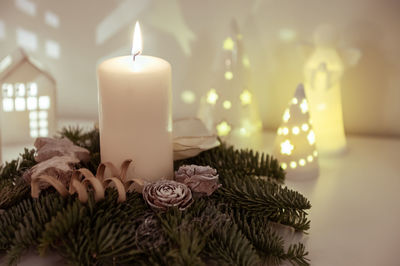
[273,84,319,180]
[304,25,347,155]
[0,49,57,144]
[197,21,262,138]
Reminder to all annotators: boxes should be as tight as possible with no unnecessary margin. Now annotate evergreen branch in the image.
[6,193,68,265]
[216,169,311,231]
[0,199,34,250]
[232,210,309,265]
[0,179,30,210]
[0,149,36,182]
[58,126,87,145]
[282,243,309,266]
[89,218,141,265]
[0,149,36,210]
[38,198,87,255]
[58,219,92,266]
[175,143,285,183]
[205,221,261,266]
[87,190,148,224]
[233,210,285,265]
[157,200,223,266]
[49,191,147,265]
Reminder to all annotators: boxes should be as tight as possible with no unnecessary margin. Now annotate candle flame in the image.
[132,21,142,58]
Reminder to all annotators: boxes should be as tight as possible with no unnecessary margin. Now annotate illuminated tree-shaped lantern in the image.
[0,49,57,144]
[273,84,319,180]
[197,21,262,138]
[304,25,360,155]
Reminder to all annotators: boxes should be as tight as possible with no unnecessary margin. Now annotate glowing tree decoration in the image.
[273,84,319,180]
[304,25,360,155]
[197,21,262,138]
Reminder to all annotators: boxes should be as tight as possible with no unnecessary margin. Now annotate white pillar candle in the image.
[97,22,173,182]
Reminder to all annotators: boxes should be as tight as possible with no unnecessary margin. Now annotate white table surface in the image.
[1,122,400,266]
[229,132,400,266]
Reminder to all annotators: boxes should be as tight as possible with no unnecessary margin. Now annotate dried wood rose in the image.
[34,137,90,163]
[23,155,80,189]
[175,165,221,196]
[23,137,90,190]
[143,180,193,211]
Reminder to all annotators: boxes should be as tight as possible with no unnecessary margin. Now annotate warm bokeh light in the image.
[281,139,294,155]
[181,90,196,104]
[283,109,290,122]
[216,121,231,136]
[223,37,234,51]
[224,71,233,80]
[223,100,232,109]
[239,89,252,106]
[206,89,219,105]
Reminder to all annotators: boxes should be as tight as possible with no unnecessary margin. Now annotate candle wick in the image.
[133,51,141,61]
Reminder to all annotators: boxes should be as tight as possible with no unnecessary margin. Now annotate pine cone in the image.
[143,180,193,211]
[175,165,221,197]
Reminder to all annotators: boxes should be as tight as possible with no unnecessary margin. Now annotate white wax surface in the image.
[97,55,173,182]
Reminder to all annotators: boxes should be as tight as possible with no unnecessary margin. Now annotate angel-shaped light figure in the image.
[304,24,361,155]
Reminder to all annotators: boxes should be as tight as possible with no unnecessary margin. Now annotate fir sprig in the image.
[38,198,87,255]
[0,149,36,209]
[206,221,261,266]
[216,170,311,231]
[0,198,34,250]
[232,210,309,265]
[6,193,68,265]
[175,143,285,183]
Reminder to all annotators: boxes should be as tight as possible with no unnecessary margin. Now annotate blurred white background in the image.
[0,0,399,137]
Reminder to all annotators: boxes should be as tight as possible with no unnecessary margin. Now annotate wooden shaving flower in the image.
[143,180,193,211]
[175,165,221,196]
[31,159,144,203]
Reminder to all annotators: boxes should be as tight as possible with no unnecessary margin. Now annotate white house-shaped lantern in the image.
[0,49,56,144]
